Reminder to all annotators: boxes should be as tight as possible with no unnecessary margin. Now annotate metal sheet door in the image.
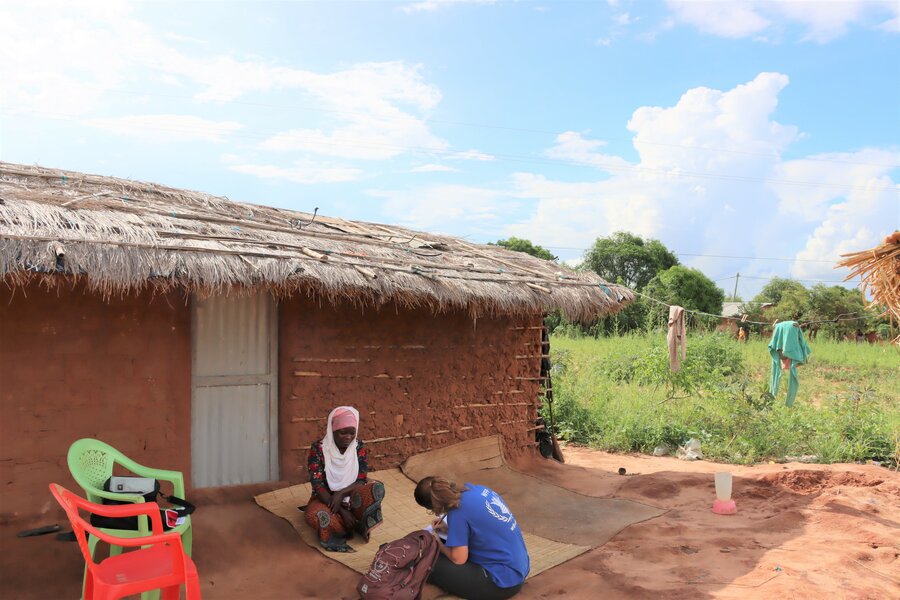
[191,292,278,487]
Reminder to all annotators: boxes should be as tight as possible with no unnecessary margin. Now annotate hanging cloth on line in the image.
[667,305,686,372]
[767,321,811,407]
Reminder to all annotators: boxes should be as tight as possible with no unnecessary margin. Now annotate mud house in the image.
[717,301,772,337]
[0,162,632,519]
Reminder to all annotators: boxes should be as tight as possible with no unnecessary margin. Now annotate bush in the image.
[547,334,899,467]
[595,333,744,398]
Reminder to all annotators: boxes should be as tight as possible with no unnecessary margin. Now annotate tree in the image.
[490,237,557,261]
[807,285,876,339]
[754,277,808,305]
[740,277,809,328]
[583,231,679,291]
[765,287,811,324]
[644,266,725,328]
[741,278,885,339]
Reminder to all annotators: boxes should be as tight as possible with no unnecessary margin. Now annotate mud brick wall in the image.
[279,296,543,482]
[0,281,191,520]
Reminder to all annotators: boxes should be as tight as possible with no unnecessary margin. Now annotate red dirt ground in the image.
[3,447,898,599]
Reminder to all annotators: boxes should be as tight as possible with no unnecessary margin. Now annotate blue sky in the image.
[1,0,898,298]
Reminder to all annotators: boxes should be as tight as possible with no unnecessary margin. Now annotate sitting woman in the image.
[414,476,530,600]
[304,406,384,552]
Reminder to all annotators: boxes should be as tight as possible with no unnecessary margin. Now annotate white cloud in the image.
[249,61,446,161]
[0,2,133,114]
[163,32,207,45]
[370,184,517,235]
[86,114,242,143]
[792,181,894,281]
[0,4,446,165]
[504,172,664,251]
[410,164,461,172]
[373,73,822,266]
[769,0,896,42]
[666,0,899,43]
[495,73,897,292]
[627,73,798,172]
[667,0,771,38]
[545,131,633,172]
[771,151,898,280]
[399,0,496,15]
[770,149,898,221]
[259,93,447,161]
[448,149,496,161]
[230,161,363,184]
[878,14,899,32]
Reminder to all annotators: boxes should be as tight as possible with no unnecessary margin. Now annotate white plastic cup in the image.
[714,472,733,501]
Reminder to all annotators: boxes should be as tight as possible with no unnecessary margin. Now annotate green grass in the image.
[545,333,899,467]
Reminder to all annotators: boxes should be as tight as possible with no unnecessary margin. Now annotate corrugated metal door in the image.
[191,292,278,487]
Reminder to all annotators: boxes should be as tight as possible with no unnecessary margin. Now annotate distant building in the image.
[717,302,772,336]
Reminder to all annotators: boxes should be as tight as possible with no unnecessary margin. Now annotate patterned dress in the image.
[304,440,385,551]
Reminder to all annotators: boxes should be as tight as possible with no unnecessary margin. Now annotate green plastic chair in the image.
[66,438,193,563]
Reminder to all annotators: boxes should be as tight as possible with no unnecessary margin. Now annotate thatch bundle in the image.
[0,162,632,321]
[838,231,900,345]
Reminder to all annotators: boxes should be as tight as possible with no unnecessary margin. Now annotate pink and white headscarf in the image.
[321,406,360,491]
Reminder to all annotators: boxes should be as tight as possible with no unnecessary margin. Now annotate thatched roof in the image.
[0,162,632,321]
[838,231,900,345]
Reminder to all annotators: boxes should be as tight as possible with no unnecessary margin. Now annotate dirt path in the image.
[3,448,897,598]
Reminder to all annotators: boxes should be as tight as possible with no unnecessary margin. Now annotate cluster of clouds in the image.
[0,2,492,184]
[1,1,896,288]
[666,0,898,43]
[504,73,897,284]
[373,70,895,285]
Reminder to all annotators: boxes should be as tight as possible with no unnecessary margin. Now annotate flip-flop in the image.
[321,539,354,553]
[16,524,60,538]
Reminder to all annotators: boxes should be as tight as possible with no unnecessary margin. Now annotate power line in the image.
[3,108,896,195]
[710,273,856,288]
[736,274,853,284]
[631,289,882,327]
[675,252,842,264]
[75,86,900,169]
[545,246,846,265]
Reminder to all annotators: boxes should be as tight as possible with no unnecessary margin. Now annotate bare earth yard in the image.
[4,445,897,599]
[520,446,899,599]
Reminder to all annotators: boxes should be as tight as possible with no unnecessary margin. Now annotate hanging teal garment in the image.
[768,321,812,407]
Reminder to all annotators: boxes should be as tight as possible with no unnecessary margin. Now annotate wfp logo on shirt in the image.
[482,489,517,530]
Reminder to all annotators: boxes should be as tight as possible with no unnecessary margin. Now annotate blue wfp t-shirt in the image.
[445,483,530,588]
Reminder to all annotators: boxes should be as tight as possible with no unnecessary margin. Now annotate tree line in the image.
[491,234,888,339]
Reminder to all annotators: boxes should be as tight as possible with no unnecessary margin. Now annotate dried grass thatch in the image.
[838,231,900,345]
[0,162,632,321]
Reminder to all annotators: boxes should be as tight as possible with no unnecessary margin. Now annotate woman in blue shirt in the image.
[415,476,529,600]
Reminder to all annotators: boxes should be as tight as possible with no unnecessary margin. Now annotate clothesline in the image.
[629,289,884,328]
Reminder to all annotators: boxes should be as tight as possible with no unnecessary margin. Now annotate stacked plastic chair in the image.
[67,439,193,558]
[49,483,200,600]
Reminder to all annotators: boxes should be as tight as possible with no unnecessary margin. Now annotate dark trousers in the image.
[428,554,523,600]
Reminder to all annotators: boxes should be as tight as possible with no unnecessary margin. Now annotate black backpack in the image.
[89,477,194,531]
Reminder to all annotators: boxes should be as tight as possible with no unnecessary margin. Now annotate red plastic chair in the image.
[49,483,201,600]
